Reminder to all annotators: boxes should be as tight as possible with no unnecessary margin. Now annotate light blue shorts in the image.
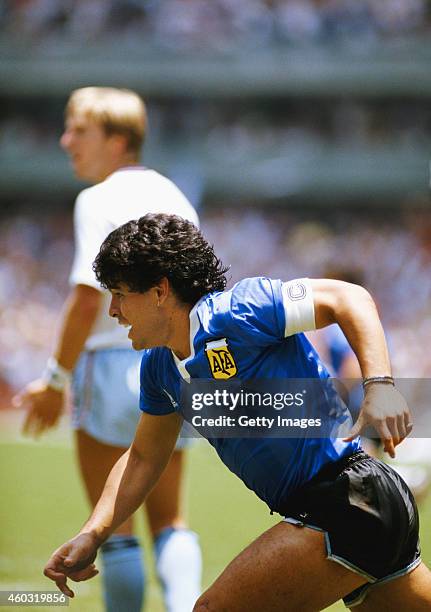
[72,348,191,449]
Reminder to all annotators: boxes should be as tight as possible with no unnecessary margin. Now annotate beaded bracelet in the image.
[362,375,394,390]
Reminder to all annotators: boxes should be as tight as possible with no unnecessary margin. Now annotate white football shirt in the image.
[69,167,199,350]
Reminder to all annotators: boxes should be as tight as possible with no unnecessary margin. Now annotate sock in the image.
[100,535,145,612]
[154,527,202,612]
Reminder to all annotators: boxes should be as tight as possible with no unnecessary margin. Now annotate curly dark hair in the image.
[93,213,229,304]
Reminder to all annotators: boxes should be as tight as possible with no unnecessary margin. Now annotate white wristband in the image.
[43,357,72,392]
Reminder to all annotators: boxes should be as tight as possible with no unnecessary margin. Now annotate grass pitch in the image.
[1,411,430,612]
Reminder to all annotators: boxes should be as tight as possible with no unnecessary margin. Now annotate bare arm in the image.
[54,284,102,370]
[312,279,390,378]
[82,412,183,540]
[311,279,411,456]
[44,411,183,596]
[14,284,101,436]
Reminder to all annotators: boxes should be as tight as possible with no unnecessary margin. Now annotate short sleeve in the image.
[69,190,112,288]
[139,350,177,415]
[229,277,316,344]
[229,277,286,345]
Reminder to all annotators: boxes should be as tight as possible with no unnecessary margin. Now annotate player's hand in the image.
[343,384,412,458]
[13,379,64,438]
[44,533,100,598]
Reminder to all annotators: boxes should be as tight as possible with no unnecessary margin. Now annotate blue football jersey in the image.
[140,277,360,512]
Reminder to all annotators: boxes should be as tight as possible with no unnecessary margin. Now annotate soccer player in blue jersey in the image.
[44,214,431,610]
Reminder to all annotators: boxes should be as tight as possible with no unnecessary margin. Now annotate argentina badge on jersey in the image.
[205,338,237,379]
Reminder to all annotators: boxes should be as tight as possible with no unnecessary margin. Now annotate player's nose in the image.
[60,130,73,150]
[109,294,120,318]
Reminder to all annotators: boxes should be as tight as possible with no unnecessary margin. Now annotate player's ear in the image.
[109,133,129,157]
[155,277,170,306]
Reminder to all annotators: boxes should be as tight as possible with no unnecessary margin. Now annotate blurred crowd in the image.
[0,214,72,404]
[1,206,430,408]
[2,98,430,177]
[1,0,429,50]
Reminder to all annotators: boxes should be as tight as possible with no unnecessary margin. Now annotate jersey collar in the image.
[171,298,202,382]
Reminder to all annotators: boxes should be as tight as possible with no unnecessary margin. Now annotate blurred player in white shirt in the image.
[14,87,201,612]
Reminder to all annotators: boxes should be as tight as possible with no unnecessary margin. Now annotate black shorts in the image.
[280,450,421,607]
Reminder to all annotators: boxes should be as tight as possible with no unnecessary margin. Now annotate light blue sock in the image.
[100,535,145,612]
[154,527,202,612]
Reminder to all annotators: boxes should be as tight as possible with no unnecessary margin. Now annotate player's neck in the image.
[96,157,140,183]
[168,304,193,361]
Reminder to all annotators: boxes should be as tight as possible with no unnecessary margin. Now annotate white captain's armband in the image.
[281,278,316,337]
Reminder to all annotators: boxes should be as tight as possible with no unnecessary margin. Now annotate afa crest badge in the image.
[205,338,237,380]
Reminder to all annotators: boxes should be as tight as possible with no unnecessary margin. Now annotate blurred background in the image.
[1,0,431,405]
[1,3,431,609]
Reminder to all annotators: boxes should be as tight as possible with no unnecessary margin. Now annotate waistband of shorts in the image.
[275,450,369,516]
[308,449,369,484]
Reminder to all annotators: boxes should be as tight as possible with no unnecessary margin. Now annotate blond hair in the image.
[65,87,147,158]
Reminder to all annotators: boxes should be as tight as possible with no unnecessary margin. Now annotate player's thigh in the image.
[145,449,185,536]
[351,563,431,612]
[75,429,133,534]
[194,521,367,612]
